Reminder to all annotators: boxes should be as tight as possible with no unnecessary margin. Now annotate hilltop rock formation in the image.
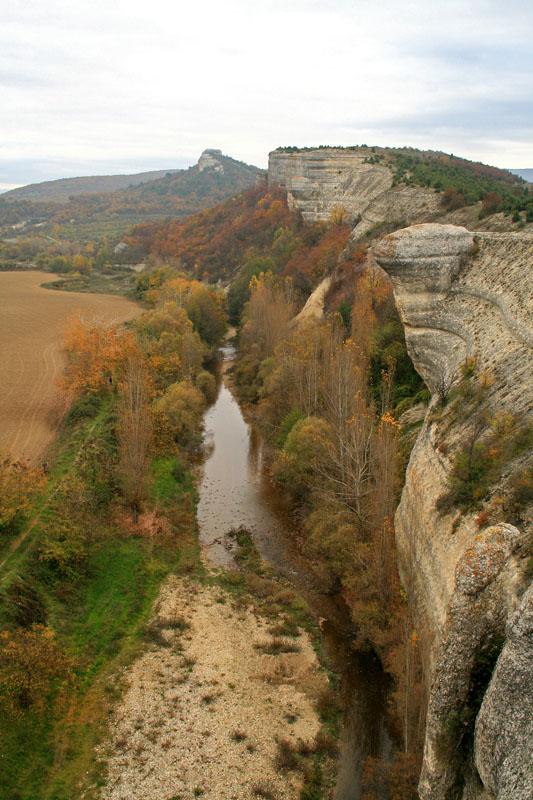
[375,224,533,800]
[198,149,224,173]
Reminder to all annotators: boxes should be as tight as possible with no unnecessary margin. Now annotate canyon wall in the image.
[268,148,440,232]
[375,225,533,800]
[268,150,533,799]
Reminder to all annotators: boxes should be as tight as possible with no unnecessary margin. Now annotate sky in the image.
[1,0,532,190]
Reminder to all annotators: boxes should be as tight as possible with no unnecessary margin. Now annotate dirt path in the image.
[0,271,139,463]
[98,577,328,800]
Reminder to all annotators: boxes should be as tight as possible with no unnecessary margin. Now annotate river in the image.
[197,344,393,799]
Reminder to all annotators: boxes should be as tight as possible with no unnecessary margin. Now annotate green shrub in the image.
[65,393,101,423]
[196,370,217,403]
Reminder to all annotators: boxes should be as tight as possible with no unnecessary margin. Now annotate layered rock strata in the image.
[268,148,439,228]
[375,224,533,800]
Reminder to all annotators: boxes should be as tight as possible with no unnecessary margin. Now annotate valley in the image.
[0,144,531,800]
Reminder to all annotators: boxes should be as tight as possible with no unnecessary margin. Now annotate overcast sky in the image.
[1,0,532,190]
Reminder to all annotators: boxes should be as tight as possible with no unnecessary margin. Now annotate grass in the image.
[0,395,201,800]
[42,268,138,298]
[254,637,302,655]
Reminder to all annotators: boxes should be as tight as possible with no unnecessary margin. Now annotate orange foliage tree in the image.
[0,454,46,533]
[138,185,296,282]
[0,625,72,714]
[59,315,132,399]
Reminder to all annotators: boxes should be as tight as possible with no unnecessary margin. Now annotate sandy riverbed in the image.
[100,576,327,800]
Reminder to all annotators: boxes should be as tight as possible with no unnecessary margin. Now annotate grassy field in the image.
[41,268,140,297]
[0,397,201,800]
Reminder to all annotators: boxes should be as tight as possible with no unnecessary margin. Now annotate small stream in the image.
[197,345,392,799]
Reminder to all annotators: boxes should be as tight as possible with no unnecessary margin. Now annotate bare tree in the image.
[117,349,152,520]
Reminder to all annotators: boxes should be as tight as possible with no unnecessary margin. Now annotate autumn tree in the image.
[0,625,72,714]
[240,272,295,361]
[117,348,153,520]
[154,381,205,447]
[271,416,332,502]
[59,315,129,399]
[71,254,92,275]
[0,453,45,534]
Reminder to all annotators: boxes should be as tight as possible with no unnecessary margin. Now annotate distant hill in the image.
[509,168,533,183]
[3,169,183,203]
[0,150,265,239]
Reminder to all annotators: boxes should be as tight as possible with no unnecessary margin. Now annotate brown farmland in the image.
[0,271,140,463]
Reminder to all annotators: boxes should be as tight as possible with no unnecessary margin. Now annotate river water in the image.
[197,345,392,799]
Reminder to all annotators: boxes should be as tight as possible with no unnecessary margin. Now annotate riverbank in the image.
[99,575,329,800]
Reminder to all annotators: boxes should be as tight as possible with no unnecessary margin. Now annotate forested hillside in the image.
[0,151,263,241]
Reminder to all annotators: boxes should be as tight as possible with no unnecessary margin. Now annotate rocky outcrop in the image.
[375,224,475,394]
[294,275,334,322]
[375,224,533,800]
[269,148,532,797]
[268,148,440,228]
[375,224,533,418]
[198,149,224,173]
[475,584,533,800]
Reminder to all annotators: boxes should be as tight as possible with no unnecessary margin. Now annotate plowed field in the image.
[0,271,139,463]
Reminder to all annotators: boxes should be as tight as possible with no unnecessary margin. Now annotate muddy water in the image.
[197,345,392,799]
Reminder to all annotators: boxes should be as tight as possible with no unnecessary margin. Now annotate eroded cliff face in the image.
[268,148,439,227]
[269,149,533,798]
[375,224,533,800]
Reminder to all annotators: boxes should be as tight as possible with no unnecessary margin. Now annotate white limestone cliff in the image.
[268,147,533,798]
[268,148,440,229]
[375,224,533,800]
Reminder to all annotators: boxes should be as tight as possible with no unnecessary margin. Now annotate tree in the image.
[0,453,45,534]
[154,381,205,447]
[59,315,130,399]
[117,349,153,520]
[481,192,503,216]
[0,625,72,714]
[240,272,295,361]
[271,416,332,502]
[71,254,92,275]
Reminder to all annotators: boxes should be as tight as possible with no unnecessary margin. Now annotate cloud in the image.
[0,0,531,181]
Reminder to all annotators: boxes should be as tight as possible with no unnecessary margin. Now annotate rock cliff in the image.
[269,148,533,798]
[268,148,440,229]
[375,224,533,800]
[198,149,224,173]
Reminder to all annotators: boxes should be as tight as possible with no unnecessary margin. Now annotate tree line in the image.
[234,268,426,797]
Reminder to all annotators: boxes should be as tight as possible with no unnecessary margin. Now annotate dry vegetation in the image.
[99,578,327,800]
[0,271,139,462]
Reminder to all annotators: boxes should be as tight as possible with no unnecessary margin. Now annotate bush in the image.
[196,370,217,403]
[39,515,88,580]
[275,739,300,771]
[154,381,205,446]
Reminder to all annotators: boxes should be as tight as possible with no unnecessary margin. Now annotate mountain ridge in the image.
[0,150,265,238]
[2,168,184,203]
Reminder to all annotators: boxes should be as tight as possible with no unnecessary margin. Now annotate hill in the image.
[2,168,183,203]
[0,150,264,240]
[129,145,532,286]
